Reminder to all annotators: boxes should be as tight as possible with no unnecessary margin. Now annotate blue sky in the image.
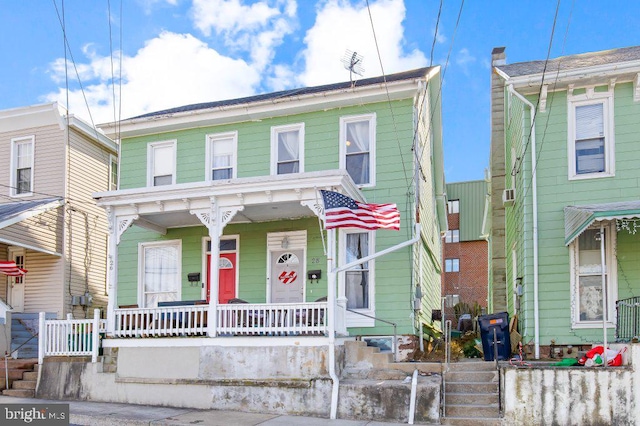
[1,0,639,183]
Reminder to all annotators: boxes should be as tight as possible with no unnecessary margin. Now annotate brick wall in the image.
[441,211,489,316]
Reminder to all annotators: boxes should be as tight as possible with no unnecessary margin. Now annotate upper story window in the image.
[10,136,35,197]
[568,90,614,180]
[447,200,460,214]
[445,258,460,273]
[570,225,617,327]
[147,140,176,187]
[109,155,118,190]
[206,132,237,181]
[271,123,304,175]
[340,113,376,186]
[445,229,460,243]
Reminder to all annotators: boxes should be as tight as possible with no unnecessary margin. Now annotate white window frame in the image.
[206,131,237,181]
[10,136,35,197]
[147,140,176,187]
[567,89,615,180]
[270,123,304,175]
[447,200,459,214]
[138,240,182,308]
[445,258,460,273]
[339,113,376,187]
[445,229,460,243]
[569,223,617,329]
[339,229,375,327]
[109,154,119,191]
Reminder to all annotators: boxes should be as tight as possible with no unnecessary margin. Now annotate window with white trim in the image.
[340,114,376,186]
[10,136,34,196]
[568,90,614,179]
[109,155,118,190]
[206,132,237,181]
[343,231,374,310]
[445,258,460,273]
[447,200,459,214]
[571,225,617,327]
[271,123,304,175]
[139,240,181,308]
[445,229,460,243]
[147,140,176,186]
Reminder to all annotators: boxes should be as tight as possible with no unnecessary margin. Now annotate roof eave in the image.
[500,59,640,94]
[99,75,432,139]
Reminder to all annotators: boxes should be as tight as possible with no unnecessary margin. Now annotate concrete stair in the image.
[441,360,501,426]
[0,358,38,397]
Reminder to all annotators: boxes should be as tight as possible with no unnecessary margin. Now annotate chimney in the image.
[492,47,506,66]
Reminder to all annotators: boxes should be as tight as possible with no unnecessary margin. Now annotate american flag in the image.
[320,190,400,230]
[0,261,27,277]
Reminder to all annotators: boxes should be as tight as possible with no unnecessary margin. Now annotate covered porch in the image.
[94,170,362,339]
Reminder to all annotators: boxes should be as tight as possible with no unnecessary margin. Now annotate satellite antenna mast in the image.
[341,50,364,85]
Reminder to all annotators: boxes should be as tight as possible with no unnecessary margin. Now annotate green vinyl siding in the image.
[504,81,640,346]
[446,180,488,241]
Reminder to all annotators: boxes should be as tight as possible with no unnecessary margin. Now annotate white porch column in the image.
[327,228,337,339]
[335,231,347,335]
[106,210,137,336]
[192,201,244,338]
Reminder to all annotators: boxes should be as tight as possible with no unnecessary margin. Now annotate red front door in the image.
[206,253,236,303]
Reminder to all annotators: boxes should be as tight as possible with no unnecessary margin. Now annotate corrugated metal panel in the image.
[446,180,488,241]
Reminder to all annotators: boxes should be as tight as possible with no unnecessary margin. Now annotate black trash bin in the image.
[478,312,511,361]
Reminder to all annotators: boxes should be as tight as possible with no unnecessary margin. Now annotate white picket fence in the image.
[38,309,106,364]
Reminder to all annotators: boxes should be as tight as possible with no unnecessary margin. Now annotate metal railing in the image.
[346,309,397,362]
[616,296,640,342]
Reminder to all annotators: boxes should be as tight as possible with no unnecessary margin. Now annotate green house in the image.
[95,67,446,354]
[490,46,640,359]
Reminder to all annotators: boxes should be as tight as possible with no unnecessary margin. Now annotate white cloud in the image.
[45,31,260,124]
[455,48,476,75]
[297,0,427,87]
[190,0,297,69]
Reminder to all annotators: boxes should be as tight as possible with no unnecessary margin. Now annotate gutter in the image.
[506,84,540,359]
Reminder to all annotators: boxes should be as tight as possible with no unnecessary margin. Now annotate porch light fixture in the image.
[281,236,290,249]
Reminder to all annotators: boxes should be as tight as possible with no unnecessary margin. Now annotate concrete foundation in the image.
[36,337,441,424]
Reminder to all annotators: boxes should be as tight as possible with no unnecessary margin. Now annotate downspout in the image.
[327,228,339,420]
[507,84,540,359]
[328,224,421,419]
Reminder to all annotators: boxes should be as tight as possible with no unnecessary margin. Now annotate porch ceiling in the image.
[564,200,640,245]
[94,170,363,229]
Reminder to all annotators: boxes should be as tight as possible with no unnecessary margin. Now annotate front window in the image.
[207,132,237,180]
[345,232,372,310]
[148,140,176,186]
[571,226,617,327]
[340,114,376,186]
[11,136,34,196]
[139,241,181,308]
[271,124,304,175]
[568,91,614,179]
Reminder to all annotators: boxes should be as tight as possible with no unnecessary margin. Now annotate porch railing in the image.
[113,301,328,338]
[38,309,106,364]
[616,296,640,342]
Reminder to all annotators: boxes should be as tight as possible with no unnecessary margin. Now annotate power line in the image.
[365,0,411,192]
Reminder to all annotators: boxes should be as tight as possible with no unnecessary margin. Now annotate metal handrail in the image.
[346,309,397,362]
[4,331,39,390]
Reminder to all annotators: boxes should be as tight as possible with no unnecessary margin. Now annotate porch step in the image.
[443,361,500,424]
[0,358,38,396]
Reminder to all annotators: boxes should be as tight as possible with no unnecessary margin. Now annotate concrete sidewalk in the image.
[0,395,423,425]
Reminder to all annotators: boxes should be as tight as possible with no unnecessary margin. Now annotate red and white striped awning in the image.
[0,261,27,277]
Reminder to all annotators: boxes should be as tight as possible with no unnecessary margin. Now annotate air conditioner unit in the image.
[503,188,516,205]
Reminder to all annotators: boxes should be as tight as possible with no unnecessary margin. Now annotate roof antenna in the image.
[342,50,364,86]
